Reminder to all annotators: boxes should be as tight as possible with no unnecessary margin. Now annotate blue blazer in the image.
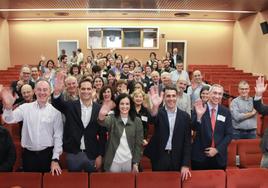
[191,104,233,167]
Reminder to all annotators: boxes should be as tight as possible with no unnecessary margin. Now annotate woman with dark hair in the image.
[147,52,157,66]
[200,85,210,104]
[151,61,160,73]
[166,51,173,68]
[128,60,136,74]
[99,85,115,105]
[98,93,143,172]
[69,64,82,81]
[41,59,56,91]
[92,76,105,101]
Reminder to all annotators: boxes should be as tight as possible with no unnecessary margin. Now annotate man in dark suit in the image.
[253,76,268,168]
[144,85,191,181]
[171,48,182,68]
[191,84,233,170]
[52,74,107,172]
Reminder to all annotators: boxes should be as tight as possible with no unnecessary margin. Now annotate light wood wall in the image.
[6,20,233,69]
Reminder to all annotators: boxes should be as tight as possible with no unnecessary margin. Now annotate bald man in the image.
[21,84,34,103]
[11,65,35,103]
[14,84,35,108]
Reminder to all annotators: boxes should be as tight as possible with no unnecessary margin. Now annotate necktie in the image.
[211,108,216,147]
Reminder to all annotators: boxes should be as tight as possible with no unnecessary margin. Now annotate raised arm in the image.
[254,76,268,115]
[53,70,66,96]
[148,86,164,116]
[194,99,207,121]
[98,100,115,122]
[1,87,23,124]
[1,87,16,110]
[255,76,267,97]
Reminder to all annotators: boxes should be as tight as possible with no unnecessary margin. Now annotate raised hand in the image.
[255,76,267,97]
[194,99,207,121]
[99,100,115,121]
[1,87,16,110]
[53,71,66,95]
[149,86,163,108]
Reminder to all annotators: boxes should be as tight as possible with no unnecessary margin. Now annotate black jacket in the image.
[0,126,16,172]
[254,99,268,153]
[52,95,107,160]
[144,107,191,170]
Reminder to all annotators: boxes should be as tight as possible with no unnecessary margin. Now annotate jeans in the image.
[233,129,257,139]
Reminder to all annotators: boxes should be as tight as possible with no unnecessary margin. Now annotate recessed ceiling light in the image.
[54,12,69,16]
[174,12,190,17]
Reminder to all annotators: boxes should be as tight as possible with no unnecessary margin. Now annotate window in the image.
[143,28,157,48]
[88,29,102,48]
[87,27,158,49]
[103,29,122,48]
[123,28,141,47]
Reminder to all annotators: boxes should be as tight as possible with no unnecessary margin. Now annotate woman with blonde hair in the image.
[131,89,152,145]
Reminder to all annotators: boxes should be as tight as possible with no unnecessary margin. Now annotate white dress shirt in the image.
[80,100,92,150]
[3,101,63,159]
[165,107,177,150]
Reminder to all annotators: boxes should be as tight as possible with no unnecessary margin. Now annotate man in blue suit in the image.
[191,84,233,170]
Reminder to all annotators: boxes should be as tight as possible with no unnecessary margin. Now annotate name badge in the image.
[217,115,226,122]
[141,116,148,122]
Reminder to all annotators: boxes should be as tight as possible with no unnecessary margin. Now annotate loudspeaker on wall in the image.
[260,21,268,34]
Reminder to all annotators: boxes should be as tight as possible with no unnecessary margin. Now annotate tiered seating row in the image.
[188,64,268,98]
[1,169,268,188]
[0,65,23,87]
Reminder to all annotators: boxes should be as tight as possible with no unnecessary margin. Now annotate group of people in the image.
[0,48,268,182]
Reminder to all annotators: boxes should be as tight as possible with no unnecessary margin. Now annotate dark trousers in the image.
[191,157,226,170]
[152,150,180,171]
[66,152,96,172]
[22,147,53,172]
